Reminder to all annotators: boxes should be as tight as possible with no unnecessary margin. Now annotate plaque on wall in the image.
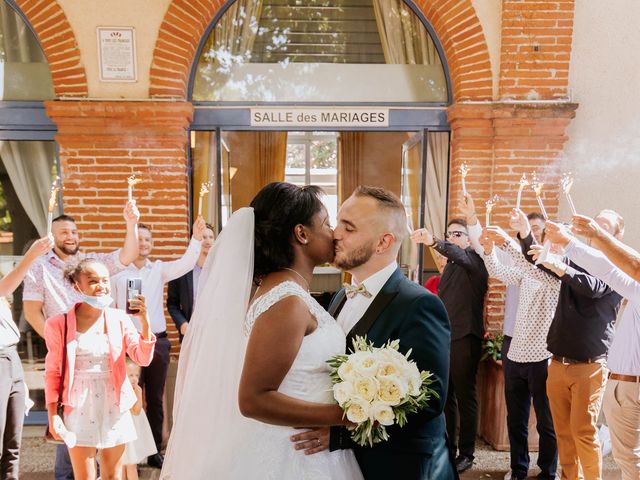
[97,27,137,82]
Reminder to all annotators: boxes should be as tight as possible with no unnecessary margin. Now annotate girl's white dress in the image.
[64,319,137,448]
[123,408,157,464]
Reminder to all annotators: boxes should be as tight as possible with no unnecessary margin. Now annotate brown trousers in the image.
[546,360,607,480]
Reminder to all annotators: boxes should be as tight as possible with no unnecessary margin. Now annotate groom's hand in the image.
[290,427,329,455]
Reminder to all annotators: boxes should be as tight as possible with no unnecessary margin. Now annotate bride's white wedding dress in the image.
[232,281,363,480]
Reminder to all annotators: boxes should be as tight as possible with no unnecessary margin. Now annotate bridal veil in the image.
[161,207,255,479]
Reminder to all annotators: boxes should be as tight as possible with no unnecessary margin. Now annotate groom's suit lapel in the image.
[345,268,403,347]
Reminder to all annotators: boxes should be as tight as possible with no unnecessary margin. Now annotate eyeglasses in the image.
[446,231,468,239]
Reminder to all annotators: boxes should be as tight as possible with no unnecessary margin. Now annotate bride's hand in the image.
[290,427,329,455]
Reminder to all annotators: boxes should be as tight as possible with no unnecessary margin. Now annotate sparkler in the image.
[485,195,500,226]
[127,174,141,203]
[515,174,529,211]
[198,181,212,217]
[561,173,577,216]
[46,177,61,236]
[459,163,470,197]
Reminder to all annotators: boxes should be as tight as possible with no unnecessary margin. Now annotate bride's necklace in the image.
[283,267,310,292]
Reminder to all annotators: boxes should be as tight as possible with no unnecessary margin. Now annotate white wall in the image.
[565,0,640,248]
[58,0,172,99]
[472,0,502,100]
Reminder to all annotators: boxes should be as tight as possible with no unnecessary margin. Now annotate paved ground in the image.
[20,426,620,479]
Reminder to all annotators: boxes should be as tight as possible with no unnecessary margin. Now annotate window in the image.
[285,132,338,226]
[193,0,447,103]
[0,1,54,100]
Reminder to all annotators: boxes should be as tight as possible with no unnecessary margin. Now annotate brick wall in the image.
[45,101,194,348]
[500,0,575,100]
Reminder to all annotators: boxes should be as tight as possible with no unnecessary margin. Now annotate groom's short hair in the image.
[353,186,408,244]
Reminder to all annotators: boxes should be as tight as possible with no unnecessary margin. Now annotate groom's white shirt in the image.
[337,261,397,335]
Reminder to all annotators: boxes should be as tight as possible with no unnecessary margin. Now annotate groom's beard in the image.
[334,241,376,271]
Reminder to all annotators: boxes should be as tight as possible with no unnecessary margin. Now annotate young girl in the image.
[45,258,156,480]
[121,359,156,480]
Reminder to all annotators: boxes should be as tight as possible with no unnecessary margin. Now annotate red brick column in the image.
[500,0,575,100]
[448,102,577,331]
[45,101,194,347]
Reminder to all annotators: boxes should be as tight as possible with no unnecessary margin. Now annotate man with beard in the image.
[291,186,456,480]
[22,203,139,480]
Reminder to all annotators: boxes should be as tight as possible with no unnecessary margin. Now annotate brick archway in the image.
[149,0,493,101]
[13,0,88,97]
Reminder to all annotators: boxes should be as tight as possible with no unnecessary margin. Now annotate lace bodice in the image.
[245,281,346,403]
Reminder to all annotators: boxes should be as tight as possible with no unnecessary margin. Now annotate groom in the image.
[293,186,456,479]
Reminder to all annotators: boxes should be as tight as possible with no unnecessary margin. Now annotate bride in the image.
[161,182,363,479]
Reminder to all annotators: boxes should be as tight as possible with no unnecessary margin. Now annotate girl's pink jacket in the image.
[44,304,156,414]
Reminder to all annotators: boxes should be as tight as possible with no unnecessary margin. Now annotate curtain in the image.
[0,141,56,236]
[256,132,287,186]
[206,0,264,71]
[424,132,450,239]
[0,1,53,100]
[372,0,440,65]
[337,132,364,203]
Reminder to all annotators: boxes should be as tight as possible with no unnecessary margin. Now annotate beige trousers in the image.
[602,379,640,480]
[547,360,607,480]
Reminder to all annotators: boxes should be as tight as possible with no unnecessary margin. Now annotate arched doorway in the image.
[189,0,452,286]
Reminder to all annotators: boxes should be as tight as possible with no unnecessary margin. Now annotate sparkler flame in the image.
[459,163,470,178]
[561,173,574,194]
[127,174,141,187]
[48,177,60,213]
[518,174,529,191]
[199,181,212,198]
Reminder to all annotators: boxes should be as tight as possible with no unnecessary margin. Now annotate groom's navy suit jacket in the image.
[328,268,457,480]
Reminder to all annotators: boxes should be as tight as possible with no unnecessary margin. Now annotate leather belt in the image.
[553,354,606,365]
[609,372,640,383]
[154,331,167,339]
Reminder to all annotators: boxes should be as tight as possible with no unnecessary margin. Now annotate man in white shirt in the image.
[544,218,639,480]
[111,217,205,468]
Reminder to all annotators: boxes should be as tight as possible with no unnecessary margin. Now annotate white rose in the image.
[377,377,408,406]
[338,360,357,382]
[352,352,379,377]
[405,363,422,396]
[377,360,400,378]
[346,399,370,424]
[333,381,354,406]
[353,377,378,402]
[371,402,395,426]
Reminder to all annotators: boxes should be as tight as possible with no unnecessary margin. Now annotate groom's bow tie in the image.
[343,283,372,299]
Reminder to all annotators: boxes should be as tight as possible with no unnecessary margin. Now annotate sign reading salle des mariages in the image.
[250,108,389,128]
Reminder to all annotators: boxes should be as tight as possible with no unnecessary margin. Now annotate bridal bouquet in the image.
[328,336,439,447]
